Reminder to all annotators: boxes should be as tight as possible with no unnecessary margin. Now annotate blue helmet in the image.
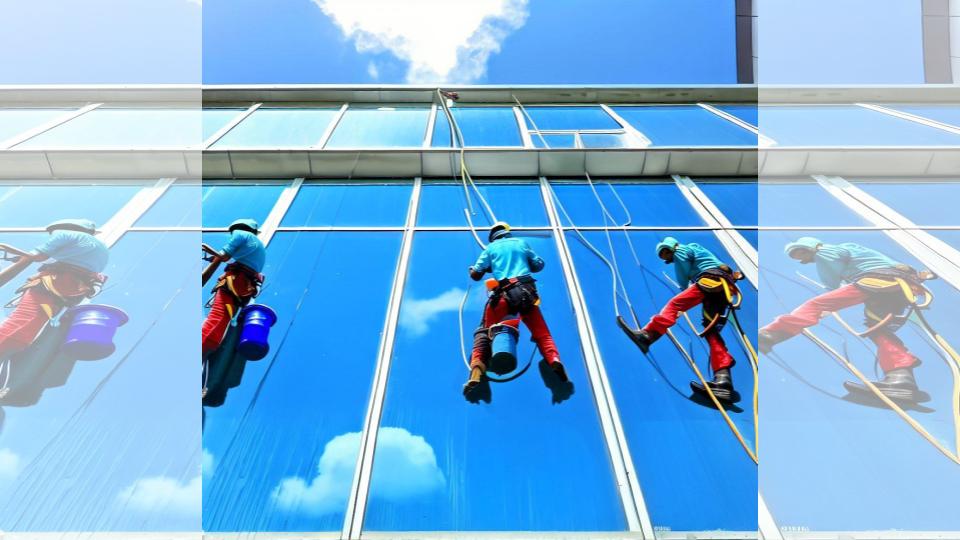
[489,221,511,242]
[784,237,821,257]
[655,236,680,257]
[46,219,97,235]
[228,219,260,234]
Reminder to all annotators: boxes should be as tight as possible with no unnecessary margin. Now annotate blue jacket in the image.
[222,230,266,273]
[34,230,109,273]
[671,243,725,287]
[814,243,901,290]
[471,237,544,281]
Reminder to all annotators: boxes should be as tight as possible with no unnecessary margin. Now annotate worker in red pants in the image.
[759,237,931,402]
[0,219,108,359]
[619,236,743,401]
[201,219,266,356]
[465,222,566,395]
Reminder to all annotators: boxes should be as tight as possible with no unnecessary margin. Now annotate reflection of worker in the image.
[759,237,930,402]
[201,219,266,356]
[620,237,742,401]
[0,219,108,359]
[465,222,566,394]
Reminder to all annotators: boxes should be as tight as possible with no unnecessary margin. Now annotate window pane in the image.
[431,107,523,147]
[0,108,72,142]
[568,230,757,531]
[523,106,620,130]
[203,231,402,532]
[212,108,339,148]
[580,132,631,148]
[759,105,960,146]
[0,183,142,227]
[854,181,960,227]
[550,181,706,227]
[717,105,758,127]
[325,106,429,148]
[612,105,757,146]
[760,229,960,531]
[695,180,758,226]
[203,108,245,141]
[281,182,412,227]
[532,133,576,148]
[16,108,202,148]
[887,104,960,128]
[759,181,870,227]
[0,231,200,531]
[363,231,626,531]
[739,228,758,249]
[136,182,201,227]
[416,182,548,228]
[201,183,286,227]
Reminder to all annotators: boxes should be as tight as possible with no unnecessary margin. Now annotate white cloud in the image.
[116,475,201,516]
[0,448,21,483]
[186,0,202,6]
[367,61,380,80]
[202,448,215,479]
[315,0,529,83]
[271,427,444,516]
[399,287,466,337]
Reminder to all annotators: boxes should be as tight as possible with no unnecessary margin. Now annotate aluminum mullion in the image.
[538,176,654,538]
[424,103,438,148]
[1,103,103,150]
[257,178,303,246]
[343,177,422,540]
[202,102,261,149]
[599,104,652,147]
[856,103,960,135]
[514,105,535,148]
[98,178,176,248]
[758,494,784,540]
[316,103,349,149]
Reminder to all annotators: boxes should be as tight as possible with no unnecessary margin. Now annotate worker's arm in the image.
[469,249,491,281]
[674,249,694,287]
[815,247,850,290]
[524,240,545,273]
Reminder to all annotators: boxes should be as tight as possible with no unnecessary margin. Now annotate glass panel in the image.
[201,183,286,228]
[523,106,620,130]
[0,108,72,142]
[325,106,430,148]
[416,182,548,228]
[568,230,757,531]
[16,108,203,148]
[363,231,626,531]
[758,105,960,146]
[717,105,758,127]
[203,108,245,141]
[854,181,960,227]
[739,228,758,250]
[0,183,142,227]
[612,105,757,146]
[136,183,201,227]
[431,107,523,147]
[886,105,960,128]
[550,181,706,227]
[203,231,402,532]
[0,231,200,531]
[759,181,870,227]
[281,182,412,227]
[696,180,758,226]
[212,107,340,148]
[532,133,576,148]
[760,229,960,530]
[580,132,631,148]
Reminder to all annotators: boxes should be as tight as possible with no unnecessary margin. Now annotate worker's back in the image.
[35,230,109,273]
[474,237,544,281]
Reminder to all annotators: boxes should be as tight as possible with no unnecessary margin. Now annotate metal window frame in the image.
[203,103,262,149]
[856,102,960,135]
[1,103,103,150]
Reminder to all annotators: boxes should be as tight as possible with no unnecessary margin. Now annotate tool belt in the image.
[9,262,106,309]
[694,266,742,334]
[211,262,264,305]
[853,265,934,333]
[490,275,539,315]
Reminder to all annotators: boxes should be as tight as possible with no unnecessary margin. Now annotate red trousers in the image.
[0,287,63,358]
[470,296,560,370]
[764,283,916,372]
[202,288,242,355]
[643,284,734,371]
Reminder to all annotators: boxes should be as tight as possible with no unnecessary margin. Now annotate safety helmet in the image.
[489,221,512,242]
[655,236,680,258]
[46,219,97,235]
[784,237,821,257]
[228,218,260,234]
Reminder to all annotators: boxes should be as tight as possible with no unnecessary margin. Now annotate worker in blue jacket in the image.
[620,236,743,401]
[760,237,932,402]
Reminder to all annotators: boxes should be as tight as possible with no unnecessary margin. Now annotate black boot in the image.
[844,367,929,403]
[617,317,658,353]
[757,329,783,354]
[691,367,739,403]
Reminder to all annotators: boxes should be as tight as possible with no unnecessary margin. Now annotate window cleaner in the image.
[618,236,745,403]
[464,222,567,396]
[759,237,936,403]
[201,218,267,357]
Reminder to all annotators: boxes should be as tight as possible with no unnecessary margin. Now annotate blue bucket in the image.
[237,304,277,360]
[489,323,519,375]
[60,304,129,360]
